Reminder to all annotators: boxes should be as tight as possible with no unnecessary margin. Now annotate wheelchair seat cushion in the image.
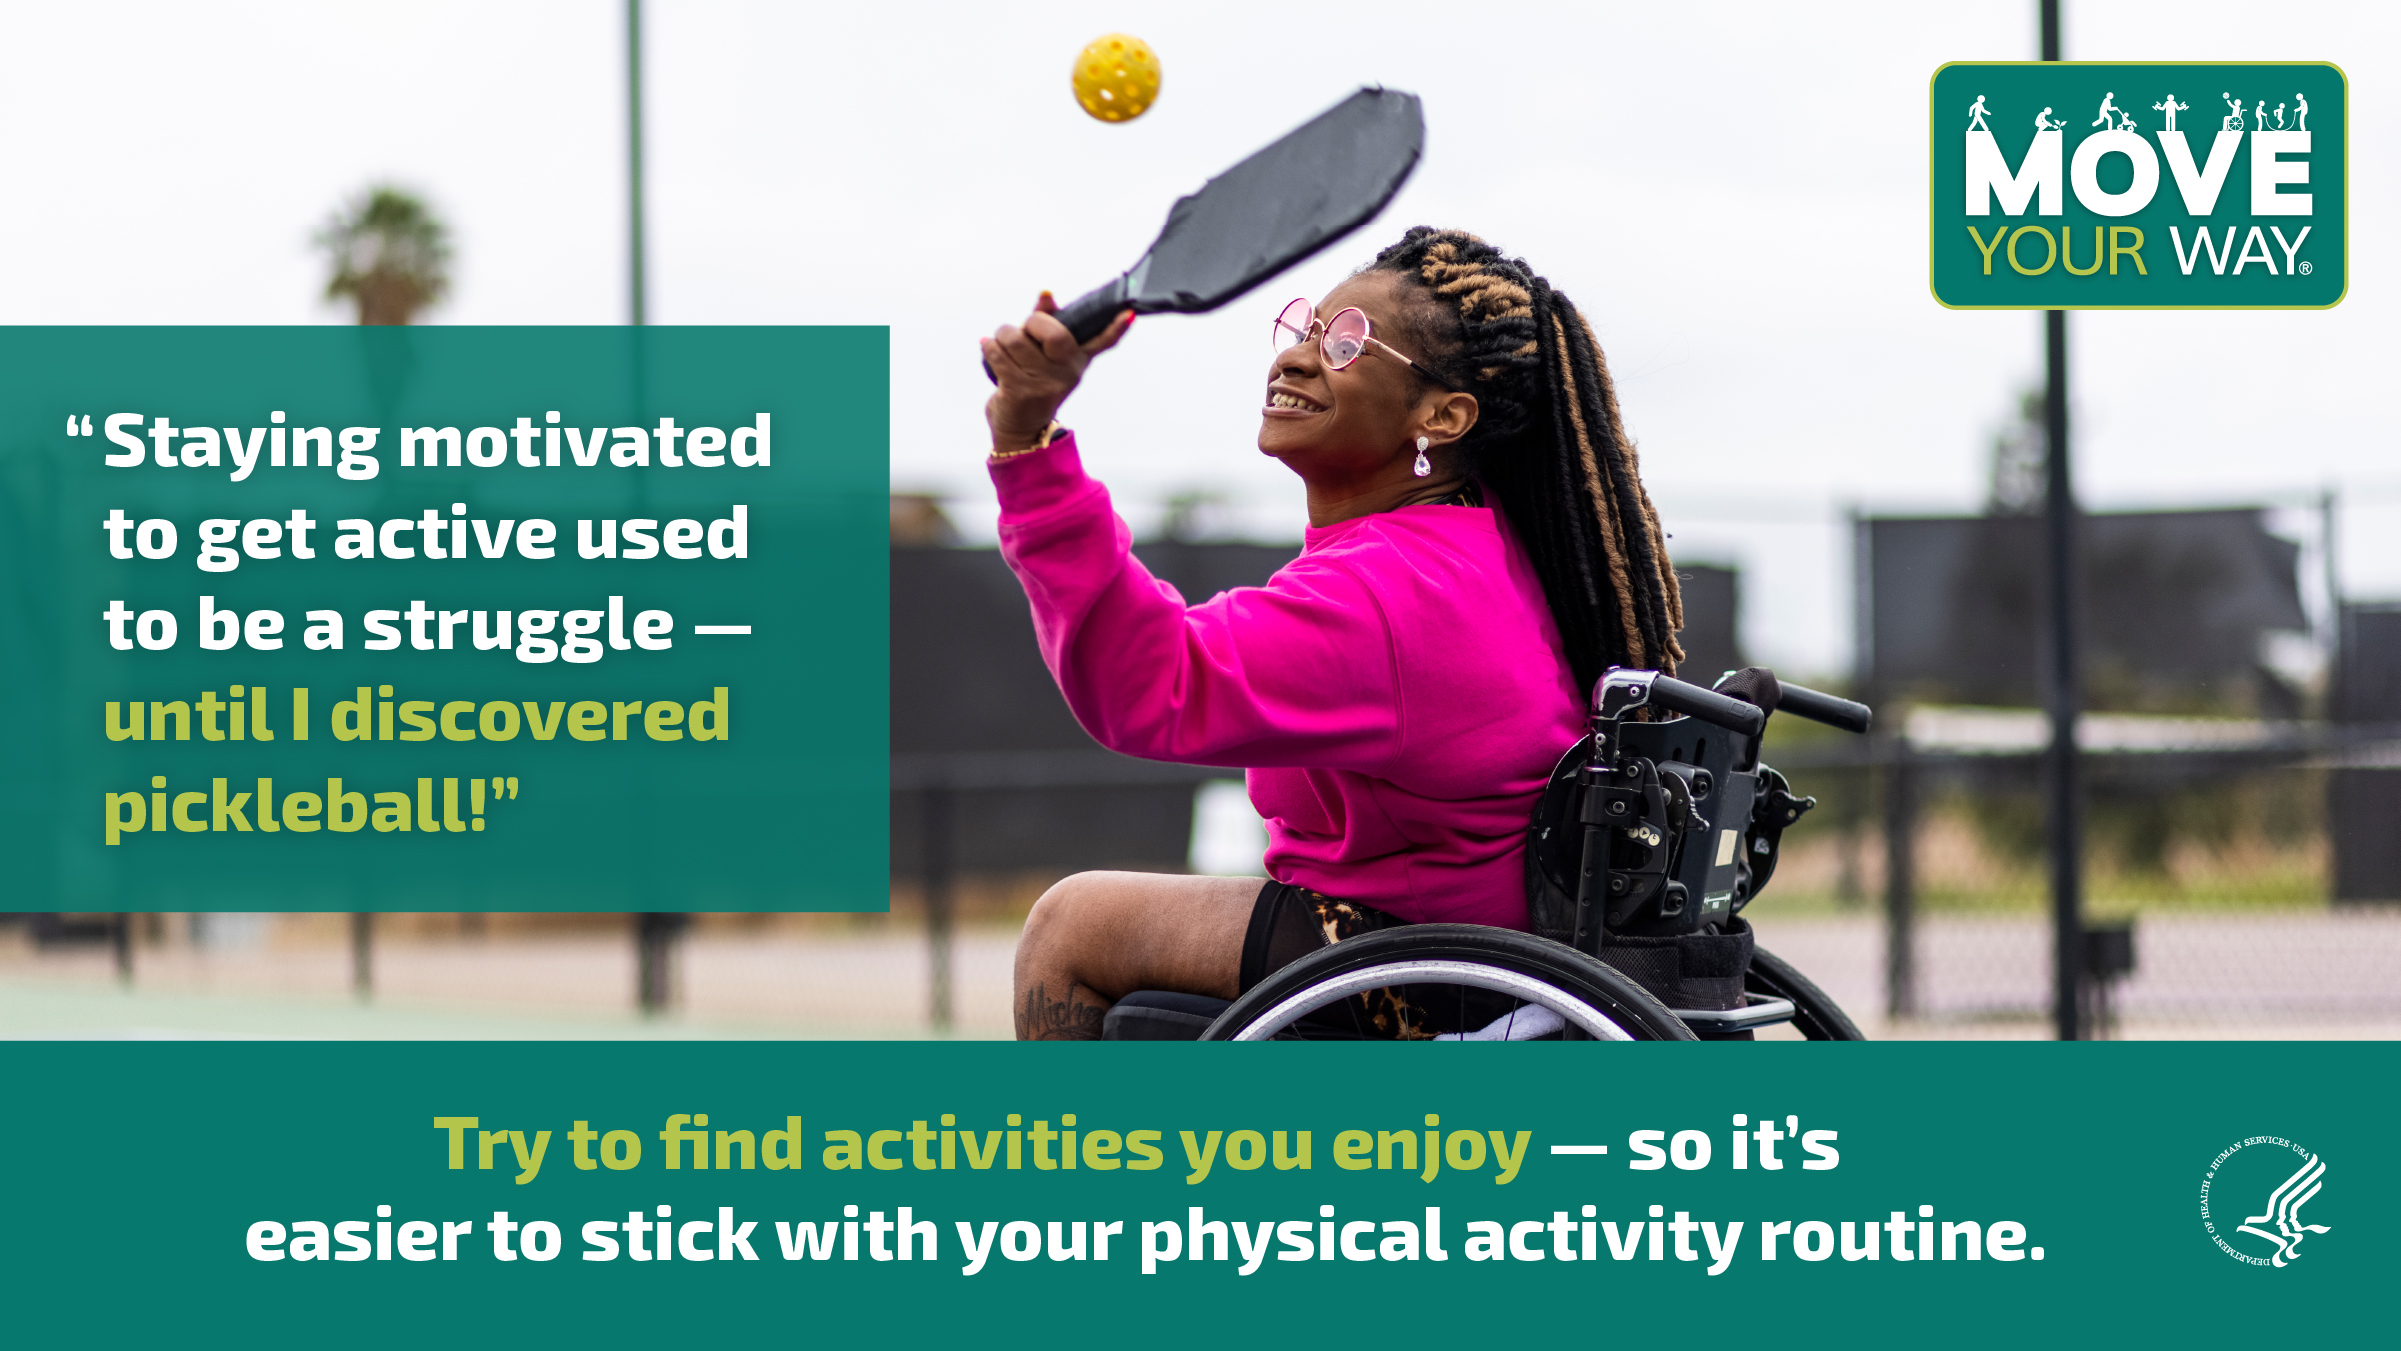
[1102,990,1235,1041]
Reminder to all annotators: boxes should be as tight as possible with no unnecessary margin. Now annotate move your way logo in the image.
[1930,63,2345,309]
[2200,1137,2332,1268]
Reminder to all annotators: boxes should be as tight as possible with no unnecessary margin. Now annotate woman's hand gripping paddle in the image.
[982,292,1135,453]
[983,86,1425,382]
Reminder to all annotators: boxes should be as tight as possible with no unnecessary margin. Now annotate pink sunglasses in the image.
[1272,298,1461,391]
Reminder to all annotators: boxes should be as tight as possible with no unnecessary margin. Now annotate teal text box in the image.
[0,1042,2385,1346]
[0,327,889,910]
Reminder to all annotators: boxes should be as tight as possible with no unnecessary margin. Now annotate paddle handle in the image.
[1056,276,1132,342]
[983,276,1136,384]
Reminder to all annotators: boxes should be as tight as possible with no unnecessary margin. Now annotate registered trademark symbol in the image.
[2299,261,2314,275]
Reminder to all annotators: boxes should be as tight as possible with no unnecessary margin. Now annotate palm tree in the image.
[317,186,451,325]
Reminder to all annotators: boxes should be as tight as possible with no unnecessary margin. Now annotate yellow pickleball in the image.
[1072,33,1160,123]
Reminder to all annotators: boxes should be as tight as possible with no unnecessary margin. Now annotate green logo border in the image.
[1927,60,2349,311]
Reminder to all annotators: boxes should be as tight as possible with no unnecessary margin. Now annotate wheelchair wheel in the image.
[1746,944,1865,1041]
[1198,924,1698,1042]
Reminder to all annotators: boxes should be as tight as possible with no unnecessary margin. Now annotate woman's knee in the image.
[1020,872,1130,962]
[1019,872,1253,1001]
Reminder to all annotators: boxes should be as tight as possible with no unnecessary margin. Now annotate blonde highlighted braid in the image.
[1369,227,1684,690]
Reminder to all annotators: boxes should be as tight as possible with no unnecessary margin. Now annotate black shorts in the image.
[1238,881,1407,990]
[1238,880,1436,1039]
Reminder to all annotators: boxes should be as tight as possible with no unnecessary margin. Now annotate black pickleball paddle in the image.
[988,86,1424,376]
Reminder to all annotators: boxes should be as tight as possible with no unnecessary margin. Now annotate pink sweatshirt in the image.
[992,434,1584,929]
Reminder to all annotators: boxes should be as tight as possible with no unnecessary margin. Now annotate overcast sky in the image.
[2,1,2392,675]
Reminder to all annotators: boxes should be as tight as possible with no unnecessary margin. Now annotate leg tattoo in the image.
[1019,980,1107,1040]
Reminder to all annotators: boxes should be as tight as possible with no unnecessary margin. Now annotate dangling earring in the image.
[1412,435,1432,478]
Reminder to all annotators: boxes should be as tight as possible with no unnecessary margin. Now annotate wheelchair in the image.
[1102,667,1874,1042]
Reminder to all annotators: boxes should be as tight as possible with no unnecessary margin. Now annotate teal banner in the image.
[0,328,890,911]
[1930,62,2346,308]
[0,1043,2383,1344]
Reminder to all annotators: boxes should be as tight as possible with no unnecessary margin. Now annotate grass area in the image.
[0,973,984,1040]
[0,977,710,1039]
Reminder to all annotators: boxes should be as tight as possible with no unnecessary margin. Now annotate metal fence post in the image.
[1883,740,1918,1019]
[636,912,683,1014]
[1835,766,1868,906]
[924,782,955,1034]
[349,911,373,1001]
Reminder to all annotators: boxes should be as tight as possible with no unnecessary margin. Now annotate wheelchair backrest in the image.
[1525,716,1765,942]
[1525,667,1859,947]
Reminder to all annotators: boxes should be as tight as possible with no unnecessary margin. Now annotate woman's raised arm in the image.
[980,292,1134,454]
[993,436,1400,773]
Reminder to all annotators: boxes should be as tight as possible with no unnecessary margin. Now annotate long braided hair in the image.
[1369,227,1684,691]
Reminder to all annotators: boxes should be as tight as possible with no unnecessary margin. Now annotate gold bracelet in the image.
[989,422,1065,462]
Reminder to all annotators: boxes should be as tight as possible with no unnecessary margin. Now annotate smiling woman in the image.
[977,227,1684,1040]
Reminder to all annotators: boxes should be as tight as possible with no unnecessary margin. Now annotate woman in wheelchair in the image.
[982,228,1863,1042]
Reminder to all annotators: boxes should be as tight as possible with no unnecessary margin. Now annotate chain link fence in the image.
[9,693,2397,1039]
[1741,713,2401,1038]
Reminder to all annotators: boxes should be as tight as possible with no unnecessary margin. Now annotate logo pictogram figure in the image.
[2236,1154,2331,1268]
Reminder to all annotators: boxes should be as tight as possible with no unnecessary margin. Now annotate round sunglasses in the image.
[1272,298,1461,391]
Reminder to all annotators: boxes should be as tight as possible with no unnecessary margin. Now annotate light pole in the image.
[2040,0,2085,1041]
[627,0,647,327]
[626,0,676,1016]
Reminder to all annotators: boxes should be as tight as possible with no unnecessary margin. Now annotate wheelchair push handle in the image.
[1773,681,1873,735]
[1647,674,1768,736]
[1595,668,1765,737]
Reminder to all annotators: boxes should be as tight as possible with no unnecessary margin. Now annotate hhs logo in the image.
[2199,1136,2333,1268]
[1930,62,2344,309]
